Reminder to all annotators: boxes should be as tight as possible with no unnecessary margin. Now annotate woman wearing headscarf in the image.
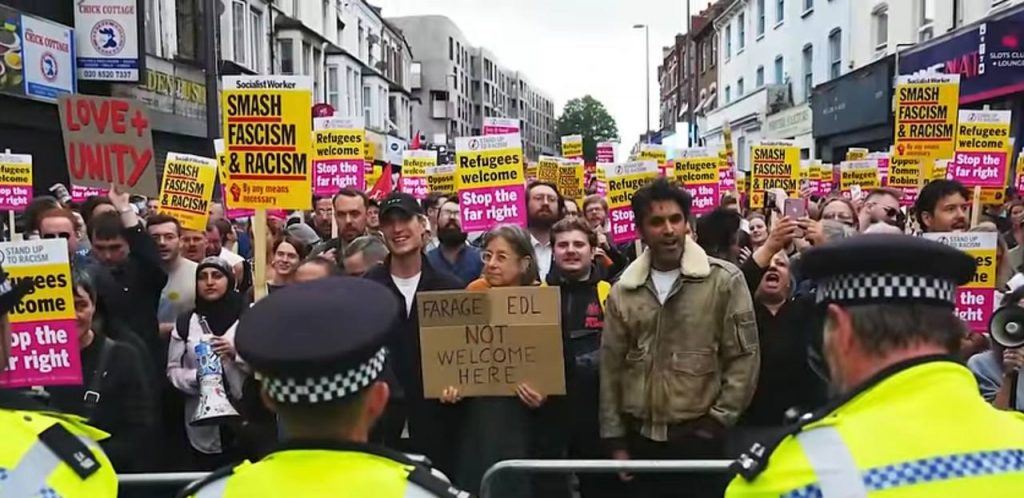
[167,256,248,470]
[444,224,547,498]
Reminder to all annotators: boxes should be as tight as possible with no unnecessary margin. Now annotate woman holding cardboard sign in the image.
[442,224,548,498]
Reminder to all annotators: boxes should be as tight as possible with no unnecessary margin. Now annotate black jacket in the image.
[88,223,167,368]
[545,265,608,380]
[738,258,827,427]
[364,254,465,402]
[45,334,156,471]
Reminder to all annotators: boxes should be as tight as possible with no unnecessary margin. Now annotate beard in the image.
[528,209,558,229]
[437,225,468,247]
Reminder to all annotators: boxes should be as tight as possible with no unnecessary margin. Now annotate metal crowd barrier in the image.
[479,459,734,498]
[116,459,735,497]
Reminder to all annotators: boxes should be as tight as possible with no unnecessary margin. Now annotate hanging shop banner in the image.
[483,117,520,136]
[607,161,659,245]
[214,138,254,219]
[74,0,140,81]
[922,232,997,333]
[58,94,157,196]
[157,152,216,231]
[19,14,77,101]
[401,150,435,200]
[948,109,1012,188]
[426,164,456,196]
[557,158,585,203]
[675,149,720,216]
[0,153,33,211]
[455,134,527,231]
[312,116,365,195]
[839,160,881,196]
[221,75,313,210]
[536,155,560,184]
[417,287,565,398]
[886,156,923,207]
[0,239,80,388]
[893,73,960,162]
[749,141,800,209]
[561,134,583,159]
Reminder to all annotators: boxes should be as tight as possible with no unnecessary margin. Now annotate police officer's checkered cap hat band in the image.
[258,347,388,404]
[815,273,956,305]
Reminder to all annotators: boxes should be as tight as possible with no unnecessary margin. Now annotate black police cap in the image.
[235,277,401,404]
[800,234,976,307]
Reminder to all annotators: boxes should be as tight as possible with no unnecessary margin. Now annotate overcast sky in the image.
[375,0,712,157]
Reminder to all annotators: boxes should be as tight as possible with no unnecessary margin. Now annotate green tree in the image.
[556,95,619,163]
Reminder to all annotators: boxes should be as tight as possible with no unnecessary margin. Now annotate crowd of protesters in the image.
[5,174,1024,497]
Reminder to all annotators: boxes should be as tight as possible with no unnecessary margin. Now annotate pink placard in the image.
[895,186,918,207]
[400,176,428,200]
[718,166,735,192]
[686,183,720,216]
[956,288,995,333]
[0,319,81,387]
[610,205,636,245]
[947,151,1008,188]
[0,185,31,211]
[71,184,107,203]
[484,125,519,135]
[313,158,365,196]
[458,185,526,232]
[877,157,890,185]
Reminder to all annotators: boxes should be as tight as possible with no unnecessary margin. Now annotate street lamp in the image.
[633,24,651,142]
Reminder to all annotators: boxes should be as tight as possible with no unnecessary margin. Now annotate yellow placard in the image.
[932,159,949,180]
[314,129,364,161]
[0,152,33,212]
[608,162,659,209]
[455,135,525,190]
[749,142,800,208]
[556,159,585,202]
[894,74,960,162]
[887,157,923,189]
[222,75,313,210]
[366,164,382,190]
[638,144,667,164]
[402,151,435,177]
[537,155,560,184]
[964,246,997,289]
[561,135,583,159]
[839,160,881,192]
[158,153,218,231]
[525,161,537,180]
[846,148,869,161]
[426,165,456,196]
[674,156,720,185]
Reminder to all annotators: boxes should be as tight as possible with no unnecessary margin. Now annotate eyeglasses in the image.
[481,251,512,264]
[41,232,71,239]
[866,201,899,219]
[821,213,856,227]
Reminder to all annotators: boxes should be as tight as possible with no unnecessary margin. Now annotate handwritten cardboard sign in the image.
[417,287,565,398]
[0,239,80,387]
[57,94,158,197]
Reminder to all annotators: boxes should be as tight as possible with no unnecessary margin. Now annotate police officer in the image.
[0,268,118,497]
[178,277,469,497]
[726,234,1024,497]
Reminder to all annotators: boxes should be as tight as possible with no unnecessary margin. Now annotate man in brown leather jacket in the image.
[600,178,759,498]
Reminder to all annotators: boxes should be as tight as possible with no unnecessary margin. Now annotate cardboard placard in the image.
[0,239,80,387]
[58,94,158,196]
[417,287,565,398]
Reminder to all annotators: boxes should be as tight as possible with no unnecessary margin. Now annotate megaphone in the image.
[190,317,241,427]
[988,305,1024,348]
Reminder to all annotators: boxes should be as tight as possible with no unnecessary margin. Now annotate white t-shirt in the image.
[158,257,198,323]
[531,234,552,282]
[392,272,422,316]
[650,268,681,305]
[219,247,245,267]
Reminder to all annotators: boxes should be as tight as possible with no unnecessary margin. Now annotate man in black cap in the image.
[0,265,119,496]
[178,278,468,498]
[364,192,464,474]
[726,234,1024,497]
